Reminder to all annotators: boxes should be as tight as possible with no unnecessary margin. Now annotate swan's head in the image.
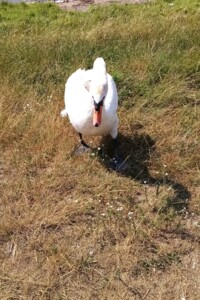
[93,57,106,70]
[91,58,108,127]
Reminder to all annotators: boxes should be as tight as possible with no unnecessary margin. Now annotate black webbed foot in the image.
[73,144,91,156]
[101,136,128,171]
[73,133,91,156]
[109,154,127,171]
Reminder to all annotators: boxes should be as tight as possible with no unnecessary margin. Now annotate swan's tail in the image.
[60,108,68,118]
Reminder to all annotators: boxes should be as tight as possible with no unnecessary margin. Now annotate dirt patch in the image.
[57,0,150,11]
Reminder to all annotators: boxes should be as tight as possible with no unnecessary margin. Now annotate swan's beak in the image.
[93,106,102,127]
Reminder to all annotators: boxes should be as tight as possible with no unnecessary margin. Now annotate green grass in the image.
[0,1,200,299]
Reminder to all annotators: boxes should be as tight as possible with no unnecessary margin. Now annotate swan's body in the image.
[61,58,118,140]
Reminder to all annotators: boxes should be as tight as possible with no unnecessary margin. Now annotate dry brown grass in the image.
[1,97,200,299]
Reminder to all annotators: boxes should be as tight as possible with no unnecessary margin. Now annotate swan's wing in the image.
[82,69,93,92]
[63,69,93,115]
[65,69,93,94]
[104,73,118,112]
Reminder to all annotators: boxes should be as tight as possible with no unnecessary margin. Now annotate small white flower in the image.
[101,213,106,217]
[164,164,167,168]
[117,207,123,211]
[128,211,133,216]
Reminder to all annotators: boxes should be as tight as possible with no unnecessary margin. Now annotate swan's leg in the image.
[109,123,126,170]
[79,133,90,148]
[113,136,119,159]
[73,133,91,155]
[110,136,127,171]
[110,122,119,158]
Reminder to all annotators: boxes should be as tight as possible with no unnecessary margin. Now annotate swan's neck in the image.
[90,71,108,103]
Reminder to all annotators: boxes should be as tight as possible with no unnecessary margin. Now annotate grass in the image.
[0,0,200,299]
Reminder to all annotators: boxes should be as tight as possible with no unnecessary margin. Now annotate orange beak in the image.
[93,106,102,127]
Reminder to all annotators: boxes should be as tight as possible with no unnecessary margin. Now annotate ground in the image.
[57,0,149,11]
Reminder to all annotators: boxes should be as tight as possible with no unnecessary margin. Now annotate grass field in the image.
[0,0,200,299]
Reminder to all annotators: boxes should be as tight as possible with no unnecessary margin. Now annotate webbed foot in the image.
[73,144,91,156]
[109,154,128,171]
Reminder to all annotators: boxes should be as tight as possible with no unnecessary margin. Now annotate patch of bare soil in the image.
[57,0,149,11]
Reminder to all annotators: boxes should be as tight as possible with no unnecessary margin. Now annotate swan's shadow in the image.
[99,133,191,213]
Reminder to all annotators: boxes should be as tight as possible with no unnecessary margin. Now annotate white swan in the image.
[61,58,119,151]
